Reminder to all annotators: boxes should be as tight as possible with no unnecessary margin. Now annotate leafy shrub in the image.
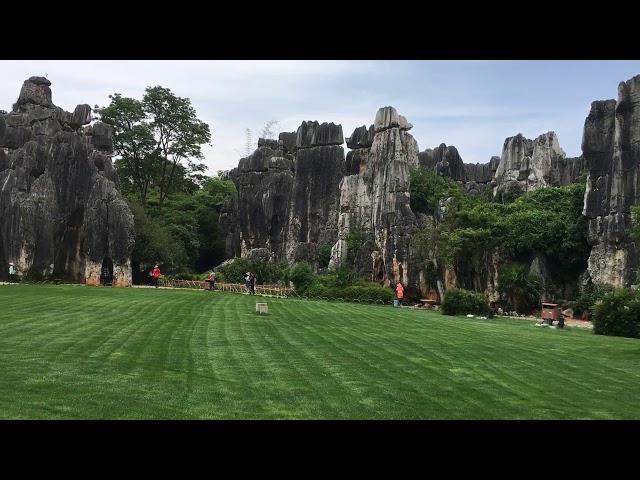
[497,263,541,314]
[318,243,333,269]
[343,285,394,304]
[289,262,316,293]
[345,228,367,266]
[410,167,465,214]
[441,288,490,316]
[573,285,614,319]
[303,281,393,305]
[335,267,357,288]
[218,258,250,283]
[218,258,290,285]
[592,289,640,339]
[316,274,337,287]
[171,272,197,280]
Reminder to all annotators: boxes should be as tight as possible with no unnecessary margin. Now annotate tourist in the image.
[250,273,257,295]
[8,262,17,283]
[208,271,216,290]
[245,272,251,294]
[152,264,161,288]
[395,282,404,307]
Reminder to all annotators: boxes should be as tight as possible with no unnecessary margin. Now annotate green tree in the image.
[127,200,188,277]
[142,86,211,208]
[409,167,466,214]
[95,94,157,204]
[97,86,212,208]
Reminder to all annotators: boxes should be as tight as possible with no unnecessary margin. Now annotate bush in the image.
[335,267,357,288]
[343,285,394,304]
[171,272,197,280]
[497,263,541,314]
[289,262,316,293]
[218,258,290,285]
[303,280,393,305]
[410,167,465,215]
[592,289,640,339]
[318,243,333,269]
[441,288,490,316]
[573,285,614,319]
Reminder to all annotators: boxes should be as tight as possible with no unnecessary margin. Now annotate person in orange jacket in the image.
[395,282,404,306]
[151,264,161,288]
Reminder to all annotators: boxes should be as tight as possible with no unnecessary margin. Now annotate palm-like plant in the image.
[497,263,541,314]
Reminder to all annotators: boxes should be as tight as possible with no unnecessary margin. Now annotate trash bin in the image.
[541,303,560,327]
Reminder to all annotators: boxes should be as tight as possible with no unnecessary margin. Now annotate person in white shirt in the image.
[8,262,17,282]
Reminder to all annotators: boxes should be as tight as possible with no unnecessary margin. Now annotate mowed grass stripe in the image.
[277,302,449,418]
[2,285,640,419]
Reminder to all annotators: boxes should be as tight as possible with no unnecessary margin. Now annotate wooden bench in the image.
[420,299,437,309]
[255,303,268,315]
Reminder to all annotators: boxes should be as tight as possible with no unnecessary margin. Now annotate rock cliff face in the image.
[330,107,419,286]
[418,143,465,181]
[583,75,640,287]
[0,77,134,285]
[224,139,294,260]
[464,156,501,184]
[220,76,639,297]
[493,132,586,198]
[286,122,344,265]
[222,121,344,267]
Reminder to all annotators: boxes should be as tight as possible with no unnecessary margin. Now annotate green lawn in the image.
[1,284,639,419]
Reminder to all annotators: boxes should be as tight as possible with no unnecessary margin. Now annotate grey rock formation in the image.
[464,156,500,183]
[14,76,53,109]
[226,143,295,260]
[222,121,345,267]
[286,141,344,264]
[582,75,640,287]
[278,131,297,154]
[0,77,134,285]
[346,124,375,149]
[418,143,465,181]
[295,121,343,148]
[331,106,419,286]
[419,144,499,197]
[493,131,586,198]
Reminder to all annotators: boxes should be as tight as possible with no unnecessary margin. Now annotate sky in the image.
[1,60,639,173]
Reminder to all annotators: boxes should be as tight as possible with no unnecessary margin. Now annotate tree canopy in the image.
[96,86,211,207]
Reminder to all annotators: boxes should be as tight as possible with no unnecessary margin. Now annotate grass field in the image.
[1,284,640,419]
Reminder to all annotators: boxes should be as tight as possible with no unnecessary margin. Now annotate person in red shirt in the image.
[395,282,404,306]
[152,264,161,288]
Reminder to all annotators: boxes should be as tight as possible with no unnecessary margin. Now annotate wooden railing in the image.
[158,278,296,297]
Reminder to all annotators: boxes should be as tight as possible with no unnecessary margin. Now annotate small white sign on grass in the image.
[256,303,268,315]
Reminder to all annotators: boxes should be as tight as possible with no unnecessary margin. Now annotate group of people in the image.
[245,272,257,295]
